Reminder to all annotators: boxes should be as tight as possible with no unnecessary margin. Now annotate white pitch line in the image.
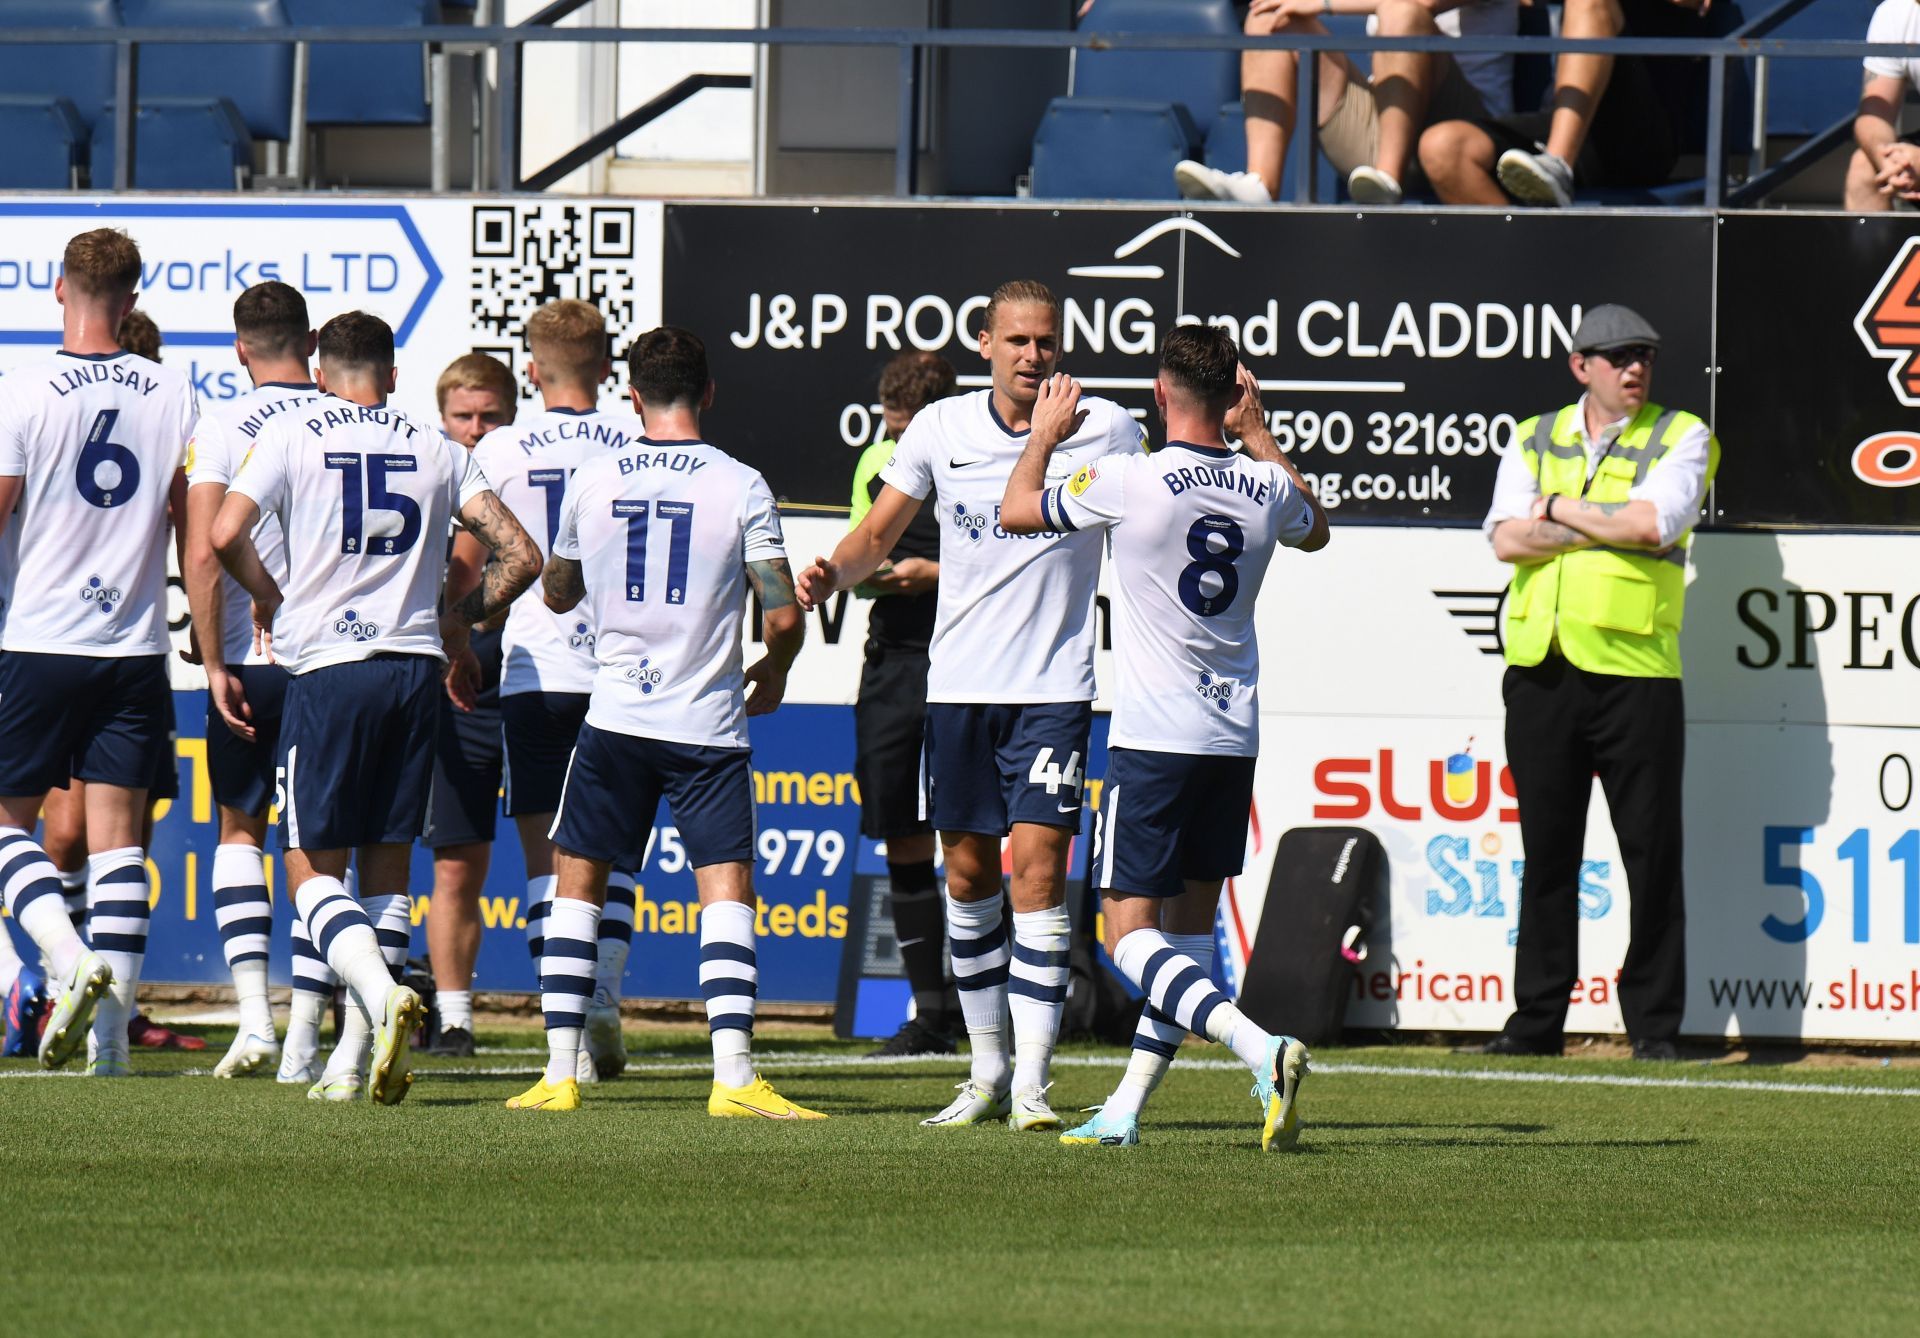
[5,1053,1915,1098]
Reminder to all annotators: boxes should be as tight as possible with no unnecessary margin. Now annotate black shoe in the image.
[427,1025,475,1057]
[1455,1034,1561,1057]
[1631,1039,1679,1062]
[867,1017,957,1058]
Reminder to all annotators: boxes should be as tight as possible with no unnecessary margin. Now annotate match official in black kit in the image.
[850,352,960,1056]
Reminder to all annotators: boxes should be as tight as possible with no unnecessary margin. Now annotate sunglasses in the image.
[1588,344,1657,367]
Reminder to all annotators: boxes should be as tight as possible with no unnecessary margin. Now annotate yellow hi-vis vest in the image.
[1503,401,1720,679]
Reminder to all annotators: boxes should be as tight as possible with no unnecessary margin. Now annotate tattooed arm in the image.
[446,489,542,626]
[1531,495,1664,549]
[1490,514,1596,564]
[742,556,804,717]
[543,552,586,614]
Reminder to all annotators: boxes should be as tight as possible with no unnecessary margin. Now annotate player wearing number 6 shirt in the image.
[517,326,820,1118]
[0,228,195,1075]
[462,298,645,1084]
[1001,327,1330,1152]
[798,281,1145,1132]
[212,311,541,1107]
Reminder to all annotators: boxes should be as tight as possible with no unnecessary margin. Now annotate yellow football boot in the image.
[707,1075,827,1120]
[506,1076,581,1111]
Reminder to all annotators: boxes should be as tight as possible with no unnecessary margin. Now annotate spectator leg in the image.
[1846,147,1892,213]
[1243,8,1350,199]
[1418,119,1506,205]
[1544,0,1623,166]
[1371,0,1442,184]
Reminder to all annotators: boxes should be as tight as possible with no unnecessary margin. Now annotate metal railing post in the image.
[1292,45,1316,205]
[895,41,918,198]
[288,39,310,187]
[431,42,451,194]
[1750,56,1768,175]
[497,33,521,192]
[1704,52,1725,209]
[113,38,137,191]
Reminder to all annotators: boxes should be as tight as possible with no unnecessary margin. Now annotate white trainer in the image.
[215,1032,281,1079]
[1497,149,1574,208]
[1174,159,1274,204]
[1009,1085,1062,1132]
[921,1079,1012,1128]
[1347,165,1404,206]
[277,1048,321,1085]
[38,950,112,1070]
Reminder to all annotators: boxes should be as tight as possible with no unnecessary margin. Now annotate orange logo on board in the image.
[1855,237,1920,408]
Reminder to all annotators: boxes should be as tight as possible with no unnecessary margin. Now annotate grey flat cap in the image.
[1572,304,1661,352]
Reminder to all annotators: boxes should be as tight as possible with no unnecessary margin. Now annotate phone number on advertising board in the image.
[1265,410,1520,457]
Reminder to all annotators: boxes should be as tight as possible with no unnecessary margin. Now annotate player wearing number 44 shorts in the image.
[509,326,821,1119]
[1002,328,1330,1151]
[182,280,341,1083]
[0,228,196,1075]
[802,281,1145,1131]
[212,311,542,1106]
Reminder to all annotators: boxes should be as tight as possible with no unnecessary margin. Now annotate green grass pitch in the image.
[4,1026,1918,1336]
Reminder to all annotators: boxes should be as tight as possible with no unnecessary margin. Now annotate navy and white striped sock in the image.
[944,890,1010,1093]
[212,844,275,1040]
[60,867,88,934]
[1112,928,1269,1072]
[294,877,396,1018]
[87,848,149,1049]
[593,873,636,1009]
[1106,932,1215,1119]
[699,900,757,1089]
[362,893,413,977]
[540,895,600,1084]
[0,827,85,980]
[524,875,556,967]
[287,912,334,1059]
[1008,905,1071,1093]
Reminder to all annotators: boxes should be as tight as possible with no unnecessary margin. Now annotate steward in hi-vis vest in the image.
[1470,304,1718,1065]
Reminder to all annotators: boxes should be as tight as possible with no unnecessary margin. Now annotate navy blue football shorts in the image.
[549,721,754,870]
[277,653,440,852]
[206,663,288,818]
[923,700,1093,837]
[1090,748,1257,897]
[501,690,590,818]
[0,651,171,797]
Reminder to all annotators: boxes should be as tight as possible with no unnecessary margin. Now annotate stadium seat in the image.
[286,0,433,126]
[0,0,119,130]
[92,97,253,190]
[1030,97,1200,200]
[121,0,294,143]
[1204,103,1341,203]
[0,96,86,189]
[1073,0,1238,141]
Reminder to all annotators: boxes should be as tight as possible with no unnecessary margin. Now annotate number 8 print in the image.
[1179,514,1244,617]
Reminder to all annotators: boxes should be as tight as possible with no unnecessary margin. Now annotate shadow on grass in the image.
[1315,1121,1550,1135]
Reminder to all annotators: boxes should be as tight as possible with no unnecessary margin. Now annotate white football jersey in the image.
[1045,442,1317,755]
[471,406,648,697]
[185,380,321,666]
[228,396,489,675]
[879,389,1144,704]
[0,351,195,657]
[551,436,785,750]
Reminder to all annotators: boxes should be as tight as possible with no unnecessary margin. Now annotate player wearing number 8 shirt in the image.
[1002,326,1330,1151]
[799,281,1145,1131]
[0,228,195,1075]
[520,326,820,1118]
[213,311,542,1106]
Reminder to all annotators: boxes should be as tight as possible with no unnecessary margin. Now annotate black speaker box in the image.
[1236,827,1385,1046]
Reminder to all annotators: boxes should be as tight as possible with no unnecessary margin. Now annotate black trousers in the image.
[1501,658,1687,1048]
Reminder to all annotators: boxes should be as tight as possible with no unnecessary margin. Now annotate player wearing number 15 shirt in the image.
[214,310,541,1107]
[0,228,196,1074]
[1003,326,1330,1153]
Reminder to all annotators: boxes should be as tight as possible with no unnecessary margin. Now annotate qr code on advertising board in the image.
[468,204,638,395]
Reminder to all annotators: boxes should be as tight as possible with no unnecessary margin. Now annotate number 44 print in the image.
[1029,748,1085,797]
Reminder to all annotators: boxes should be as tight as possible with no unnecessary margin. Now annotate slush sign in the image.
[0,202,442,351]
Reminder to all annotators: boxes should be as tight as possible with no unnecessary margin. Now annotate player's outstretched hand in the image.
[743,654,788,716]
[1224,364,1266,444]
[1031,373,1088,448]
[796,555,838,612]
[208,666,257,743]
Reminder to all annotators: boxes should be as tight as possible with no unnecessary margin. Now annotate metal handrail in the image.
[4,23,1915,199]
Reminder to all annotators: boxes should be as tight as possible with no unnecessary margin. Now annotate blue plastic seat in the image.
[1074,0,1238,141]
[0,96,86,188]
[0,0,119,130]
[92,97,253,190]
[285,0,432,126]
[1030,97,1200,200]
[1204,103,1341,202]
[121,0,294,142]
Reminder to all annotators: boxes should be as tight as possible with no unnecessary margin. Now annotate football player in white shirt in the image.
[212,311,542,1106]
[0,228,196,1075]
[1001,327,1330,1151]
[798,281,1145,1131]
[459,299,644,1083]
[182,280,336,1082]
[516,326,820,1119]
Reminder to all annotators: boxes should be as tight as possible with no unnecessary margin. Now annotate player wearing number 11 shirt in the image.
[214,311,541,1106]
[1001,326,1330,1152]
[0,228,195,1075]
